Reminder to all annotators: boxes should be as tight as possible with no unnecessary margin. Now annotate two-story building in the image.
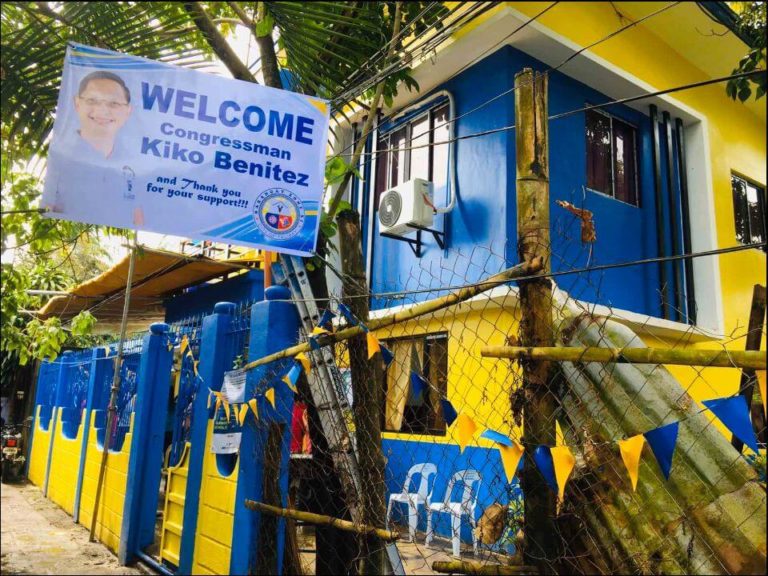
[326,0,766,551]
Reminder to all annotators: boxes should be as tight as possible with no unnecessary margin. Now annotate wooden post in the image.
[90,232,137,541]
[515,68,558,570]
[733,284,766,452]
[337,209,386,575]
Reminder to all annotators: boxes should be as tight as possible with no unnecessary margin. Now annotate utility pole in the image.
[514,68,558,572]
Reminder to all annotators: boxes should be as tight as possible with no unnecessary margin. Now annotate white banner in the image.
[42,43,330,257]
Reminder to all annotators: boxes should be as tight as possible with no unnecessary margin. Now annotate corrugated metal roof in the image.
[37,247,252,326]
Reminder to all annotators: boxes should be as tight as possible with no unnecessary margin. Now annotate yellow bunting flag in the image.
[456,413,478,454]
[618,434,645,492]
[223,399,231,422]
[265,388,276,409]
[248,398,259,421]
[179,335,189,356]
[366,332,381,359]
[238,403,249,426]
[296,353,311,376]
[556,419,565,447]
[282,373,298,394]
[499,442,525,483]
[550,445,576,502]
[214,391,222,414]
[311,326,330,336]
[757,370,766,417]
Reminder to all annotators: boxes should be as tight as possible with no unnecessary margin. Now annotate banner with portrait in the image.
[42,43,330,256]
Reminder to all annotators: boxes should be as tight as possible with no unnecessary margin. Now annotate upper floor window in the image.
[381,332,448,436]
[731,173,766,250]
[586,109,639,206]
[374,103,450,207]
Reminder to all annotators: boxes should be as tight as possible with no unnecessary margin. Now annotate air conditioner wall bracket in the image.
[380,223,445,258]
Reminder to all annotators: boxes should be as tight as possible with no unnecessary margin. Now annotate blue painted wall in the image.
[383,438,522,548]
[364,45,683,318]
[164,270,264,324]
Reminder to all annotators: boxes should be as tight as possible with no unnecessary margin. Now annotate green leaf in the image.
[255,13,275,38]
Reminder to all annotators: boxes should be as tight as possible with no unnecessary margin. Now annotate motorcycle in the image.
[1,424,26,483]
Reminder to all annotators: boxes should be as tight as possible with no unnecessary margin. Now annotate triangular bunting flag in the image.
[238,403,249,426]
[479,429,525,484]
[618,434,645,491]
[441,399,458,427]
[703,396,760,454]
[265,387,275,409]
[282,364,301,393]
[644,421,679,480]
[311,326,330,336]
[318,309,335,330]
[456,413,478,453]
[499,443,525,484]
[366,332,381,359]
[223,399,230,422]
[757,370,766,418]
[550,445,576,501]
[179,335,189,356]
[409,372,427,402]
[480,429,514,447]
[213,391,222,414]
[308,336,320,351]
[533,446,558,494]
[248,398,259,421]
[337,303,357,326]
[296,353,311,376]
[380,345,394,368]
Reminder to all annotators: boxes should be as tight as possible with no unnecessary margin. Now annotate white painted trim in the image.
[367,284,722,344]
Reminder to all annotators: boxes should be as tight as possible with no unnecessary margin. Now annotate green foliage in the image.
[726,2,766,102]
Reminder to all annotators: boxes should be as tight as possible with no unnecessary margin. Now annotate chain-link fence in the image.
[246,203,765,575]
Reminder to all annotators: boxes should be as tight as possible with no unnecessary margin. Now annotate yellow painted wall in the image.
[160,442,191,568]
[375,304,523,447]
[77,411,134,554]
[46,412,85,515]
[27,405,53,488]
[191,421,238,576]
[506,1,766,354]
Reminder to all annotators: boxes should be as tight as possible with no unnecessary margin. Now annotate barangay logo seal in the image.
[253,188,305,240]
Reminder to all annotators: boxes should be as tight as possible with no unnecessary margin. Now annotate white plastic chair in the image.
[386,462,437,542]
[426,469,482,557]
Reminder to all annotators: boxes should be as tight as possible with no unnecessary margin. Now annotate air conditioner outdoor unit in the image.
[378,178,434,236]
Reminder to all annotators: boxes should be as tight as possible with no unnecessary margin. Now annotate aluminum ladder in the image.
[282,255,404,575]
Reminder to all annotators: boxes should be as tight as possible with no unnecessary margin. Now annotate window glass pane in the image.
[746,181,766,244]
[426,335,448,434]
[410,115,430,181]
[613,118,638,205]
[432,105,450,195]
[732,175,749,244]
[390,126,408,188]
[586,109,612,195]
[374,135,389,208]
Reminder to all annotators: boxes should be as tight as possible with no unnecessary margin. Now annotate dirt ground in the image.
[0,480,142,575]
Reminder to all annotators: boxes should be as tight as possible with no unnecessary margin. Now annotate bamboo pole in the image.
[241,257,543,372]
[244,500,399,542]
[90,231,137,541]
[481,346,767,370]
[514,67,557,570]
[432,560,534,575]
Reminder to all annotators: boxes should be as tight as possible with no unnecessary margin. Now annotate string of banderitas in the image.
[172,257,766,504]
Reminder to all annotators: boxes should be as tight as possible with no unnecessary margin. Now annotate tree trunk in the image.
[337,209,386,575]
[514,68,558,571]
